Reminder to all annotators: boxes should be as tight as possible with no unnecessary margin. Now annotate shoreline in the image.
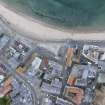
[0,1,104,33]
[0,2,105,40]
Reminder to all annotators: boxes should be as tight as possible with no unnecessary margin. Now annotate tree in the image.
[0,96,10,105]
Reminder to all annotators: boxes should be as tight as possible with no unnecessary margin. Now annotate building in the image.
[0,77,12,97]
[4,39,33,69]
[97,73,105,84]
[88,65,97,79]
[0,62,12,98]
[82,88,93,104]
[0,34,10,50]
[68,64,97,86]
[72,46,81,64]
[41,97,54,105]
[41,82,61,95]
[43,60,63,81]
[82,45,105,63]
[98,61,105,73]
[67,65,87,87]
[64,46,81,69]
[65,48,74,68]
[25,55,42,77]
[67,75,76,86]
[39,58,49,71]
[56,97,73,105]
[41,78,62,95]
[63,86,84,105]
[74,79,87,88]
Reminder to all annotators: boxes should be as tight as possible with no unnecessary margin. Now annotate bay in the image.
[1,0,105,29]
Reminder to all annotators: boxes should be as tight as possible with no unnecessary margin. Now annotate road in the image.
[0,56,38,105]
[12,71,38,105]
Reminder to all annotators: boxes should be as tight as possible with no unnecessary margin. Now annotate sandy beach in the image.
[0,3,105,41]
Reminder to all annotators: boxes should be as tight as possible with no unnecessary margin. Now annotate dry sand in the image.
[0,3,105,40]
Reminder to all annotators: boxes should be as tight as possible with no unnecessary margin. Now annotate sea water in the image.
[1,0,105,29]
